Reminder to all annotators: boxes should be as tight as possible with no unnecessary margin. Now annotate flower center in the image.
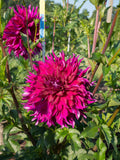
[50,79,61,88]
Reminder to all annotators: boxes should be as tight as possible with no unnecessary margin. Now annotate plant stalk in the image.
[93,48,120,95]
[92,6,99,53]
[88,7,100,80]
[90,9,119,83]
[52,18,56,51]
[67,0,69,12]
[0,37,36,146]
[25,7,33,71]
[90,63,100,83]
[87,36,91,58]
[102,10,119,55]
[107,106,120,127]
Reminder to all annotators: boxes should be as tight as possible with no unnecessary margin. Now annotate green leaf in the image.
[107,154,113,160]
[95,137,107,160]
[55,128,69,143]
[99,6,106,18]
[89,0,98,7]
[69,128,80,135]
[10,109,18,121]
[70,134,81,152]
[62,145,76,160]
[20,32,28,49]
[6,139,20,153]
[102,65,111,76]
[30,39,41,51]
[44,130,56,148]
[34,19,40,25]
[90,0,104,6]
[3,124,13,141]
[101,124,112,147]
[77,149,94,160]
[91,52,106,64]
[98,0,105,4]
[101,54,107,65]
[0,56,8,81]
[111,133,118,154]
[80,125,99,138]
[108,98,120,107]
[0,0,1,10]
[92,101,109,111]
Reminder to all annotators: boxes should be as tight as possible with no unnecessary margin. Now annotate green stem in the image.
[52,18,56,51]
[93,48,120,95]
[34,23,37,43]
[107,106,120,127]
[0,37,36,146]
[90,9,120,83]
[108,48,120,65]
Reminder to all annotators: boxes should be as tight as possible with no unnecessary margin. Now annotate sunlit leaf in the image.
[80,125,99,138]
[95,137,107,160]
[101,124,112,147]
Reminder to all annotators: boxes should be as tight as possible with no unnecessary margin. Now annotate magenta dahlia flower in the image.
[3,5,42,59]
[23,52,95,127]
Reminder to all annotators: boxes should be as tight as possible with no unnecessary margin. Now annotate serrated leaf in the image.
[95,137,107,160]
[77,149,94,160]
[3,124,13,141]
[10,109,18,121]
[91,52,107,64]
[69,128,80,135]
[80,125,99,138]
[20,32,28,49]
[108,98,120,107]
[101,124,112,147]
[7,139,20,153]
[55,128,68,143]
[70,134,81,152]
[44,130,56,148]
[112,133,118,154]
[90,52,101,63]
[62,145,76,160]
[0,56,8,81]
[30,39,41,51]
[102,65,111,76]
[89,0,98,7]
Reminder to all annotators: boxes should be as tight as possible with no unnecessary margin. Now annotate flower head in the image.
[23,52,95,127]
[3,5,42,59]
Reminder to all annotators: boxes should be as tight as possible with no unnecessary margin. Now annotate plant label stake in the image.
[40,0,45,61]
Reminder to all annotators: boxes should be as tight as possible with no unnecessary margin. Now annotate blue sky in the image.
[54,0,119,17]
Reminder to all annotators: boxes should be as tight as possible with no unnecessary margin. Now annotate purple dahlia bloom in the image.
[3,5,42,59]
[23,52,96,127]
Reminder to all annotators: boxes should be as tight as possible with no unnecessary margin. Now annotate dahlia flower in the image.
[3,5,42,59]
[23,52,95,127]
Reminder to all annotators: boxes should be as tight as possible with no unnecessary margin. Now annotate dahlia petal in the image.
[23,52,96,127]
[3,5,42,59]
[79,67,89,77]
